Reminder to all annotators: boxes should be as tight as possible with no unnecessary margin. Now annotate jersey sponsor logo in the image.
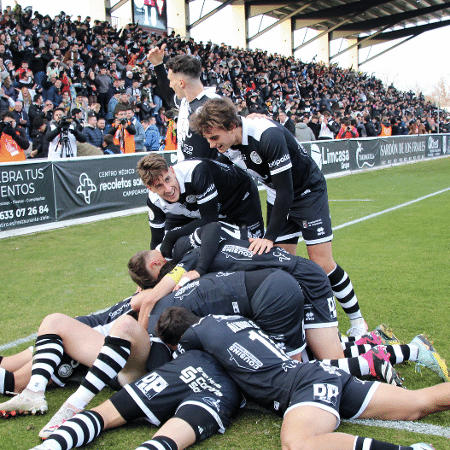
[227,342,263,370]
[268,153,290,169]
[174,280,200,300]
[250,151,262,164]
[215,271,234,277]
[222,244,253,260]
[109,303,131,320]
[232,302,240,314]
[313,383,339,406]
[227,320,255,333]
[319,361,342,377]
[136,372,169,400]
[180,366,224,397]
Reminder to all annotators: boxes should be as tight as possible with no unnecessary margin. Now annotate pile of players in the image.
[1,52,449,450]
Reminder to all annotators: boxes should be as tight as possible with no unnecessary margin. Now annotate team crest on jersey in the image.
[186,195,197,203]
[250,151,262,164]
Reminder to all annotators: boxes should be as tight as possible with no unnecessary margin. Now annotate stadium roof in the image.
[193,0,450,46]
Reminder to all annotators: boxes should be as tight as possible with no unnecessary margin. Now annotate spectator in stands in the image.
[29,116,48,158]
[155,106,167,136]
[355,114,367,137]
[318,111,338,140]
[278,109,295,135]
[408,118,427,135]
[45,78,62,107]
[307,113,320,139]
[336,119,359,139]
[107,104,136,153]
[11,99,30,137]
[95,64,112,117]
[142,116,161,151]
[295,114,316,142]
[45,107,87,159]
[363,114,377,137]
[125,105,145,152]
[102,134,122,155]
[379,116,392,136]
[0,111,29,162]
[84,112,103,148]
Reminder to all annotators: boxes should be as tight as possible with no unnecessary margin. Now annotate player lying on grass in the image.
[157,307,449,450]
[30,350,241,450]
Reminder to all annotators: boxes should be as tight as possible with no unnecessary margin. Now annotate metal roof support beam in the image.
[247,2,313,43]
[330,23,391,60]
[359,35,417,66]
[110,0,129,13]
[293,13,357,52]
[188,0,235,30]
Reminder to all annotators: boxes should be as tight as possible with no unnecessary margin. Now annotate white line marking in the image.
[330,199,373,202]
[344,418,450,438]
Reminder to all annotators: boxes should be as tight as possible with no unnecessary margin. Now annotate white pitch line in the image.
[344,418,450,439]
[330,199,373,202]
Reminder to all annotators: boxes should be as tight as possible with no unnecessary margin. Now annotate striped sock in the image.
[328,264,362,320]
[28,334,64,393]
[0,367,15,394]
[65,336,131,410]
[42,410,104,450]
[136,435,178,450]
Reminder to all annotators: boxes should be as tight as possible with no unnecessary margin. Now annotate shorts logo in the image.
[232,302,240,313]
[317,227,325,236]
[305,311,314,322]
[136,372,169,400]
[313,383,339,406]
[203,396,221,412]
[327,297,337,319]
[273,401,280,410]
[250,151,262,164]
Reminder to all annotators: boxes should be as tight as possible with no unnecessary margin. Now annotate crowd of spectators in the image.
[0,2,448,161]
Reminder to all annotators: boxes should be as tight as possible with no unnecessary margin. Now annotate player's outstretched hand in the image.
[173,270,201,291]
[248,237,274,255]
[147,43,166,66]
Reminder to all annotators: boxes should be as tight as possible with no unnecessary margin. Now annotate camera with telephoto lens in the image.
[120,118,128,125]
[3,121,13,129]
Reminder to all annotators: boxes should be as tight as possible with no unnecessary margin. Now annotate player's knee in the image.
[109,315,141,340]
[39,312,70,333]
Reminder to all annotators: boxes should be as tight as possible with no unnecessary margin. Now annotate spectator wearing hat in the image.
[84,112,103,148]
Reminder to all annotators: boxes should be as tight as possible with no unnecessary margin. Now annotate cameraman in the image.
[107,105,136,153]
[45,108,87,159]
[336,119,359,139]
[0,112,30,162]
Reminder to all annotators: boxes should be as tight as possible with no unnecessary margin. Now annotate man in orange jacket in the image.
[107,105,136,153]
[0,112,29,162]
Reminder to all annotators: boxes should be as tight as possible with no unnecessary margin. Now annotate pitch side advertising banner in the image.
[54,153,177,221]
[379,136,427,165]
[302,140,351,175]
[0,161,55,231]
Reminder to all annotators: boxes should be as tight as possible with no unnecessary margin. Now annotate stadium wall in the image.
[0,133,448,238]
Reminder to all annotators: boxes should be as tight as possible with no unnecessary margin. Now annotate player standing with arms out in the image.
[190,98,367,335]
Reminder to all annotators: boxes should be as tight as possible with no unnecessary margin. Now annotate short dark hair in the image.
[137,153,169,187]
[156,307,200,346]
[166,55,201,79]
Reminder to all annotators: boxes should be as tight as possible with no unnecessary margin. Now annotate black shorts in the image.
[250,270,306,356]
[290,259,338,329]
[51,353,88,387]
[110,350,240,437]
[267,185,333,245]
[286,361,379,428]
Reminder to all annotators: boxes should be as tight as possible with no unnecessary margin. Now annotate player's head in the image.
[137,153,181,202]
[166,55,202,99]
[156,306,200,347]
[190,98,242,153]
[127,250,168,289]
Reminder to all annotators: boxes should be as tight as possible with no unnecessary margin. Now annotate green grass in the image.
[1,157,450,449]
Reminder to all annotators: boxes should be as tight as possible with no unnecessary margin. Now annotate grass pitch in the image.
[1,156,450,450]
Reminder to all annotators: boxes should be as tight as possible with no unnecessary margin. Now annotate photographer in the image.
[0,112,29,162]
[45,107,87,159]
[107,105,136,153]
[336,119,359,139]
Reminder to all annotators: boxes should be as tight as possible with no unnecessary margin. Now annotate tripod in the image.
[57,129,75,158]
